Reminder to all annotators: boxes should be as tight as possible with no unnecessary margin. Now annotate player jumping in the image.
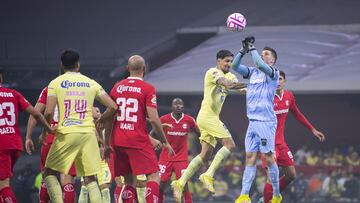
[232,36,282,203]
[171,50,246,202]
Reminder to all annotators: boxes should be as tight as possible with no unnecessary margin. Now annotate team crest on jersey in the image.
[286,100,289,106]
[182,123,187,129]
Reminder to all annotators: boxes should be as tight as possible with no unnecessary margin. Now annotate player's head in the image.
[261,46,277,66]
[171,98,184,115]
[127,55,146,77]
[61,49,80,72]
[277,70,286,91]
[92,106,101,120]
[216,50,234,73]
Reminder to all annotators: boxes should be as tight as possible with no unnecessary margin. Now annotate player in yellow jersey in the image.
[171,50,246,202]
[78,107,112,203]
[43,49,117,203]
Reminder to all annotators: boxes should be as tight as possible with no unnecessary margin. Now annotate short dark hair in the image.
[216,50,233,59]
[61,49,80,70]
[263,46,277,63]
[279,70,285,79]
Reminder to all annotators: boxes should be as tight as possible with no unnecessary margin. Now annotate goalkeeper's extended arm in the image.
[250,49,274,77]
[232,53,250,76]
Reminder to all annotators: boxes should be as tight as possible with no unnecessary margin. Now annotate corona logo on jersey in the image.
[116,84,141,94]
[60,80,90,89]
[0,92,14,97]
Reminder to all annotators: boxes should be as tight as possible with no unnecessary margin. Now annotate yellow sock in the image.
[205,147,231,177]
[179,155,204,186]
[78,185,89,203]
[101,188,111,203]
[44,175,63,203]
[86,181,102,203]
[136,187,146,203]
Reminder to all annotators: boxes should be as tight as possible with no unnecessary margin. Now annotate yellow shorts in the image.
[45,131,101,177]
[117,174,147,184]
[97,160,112,185]
[197,115,232,148]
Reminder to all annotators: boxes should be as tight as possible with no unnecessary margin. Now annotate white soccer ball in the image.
[226,13,246,32]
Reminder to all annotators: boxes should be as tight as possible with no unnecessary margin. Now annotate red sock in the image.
[122,185,137,203]
[146,181,159,203]
[159,191,164,203]
[264,176,293,203]
[39,181,50,203]
[263,182,273,203]
[0,186,17,203]
[183,191,192,203]
[114,186,123,203]
[62,183,75,203]
[279,176,292,192]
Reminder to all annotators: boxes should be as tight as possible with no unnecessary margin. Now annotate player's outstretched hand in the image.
[239,39,249,56]
[244,36,256,51]
[312,129,325,142]
[102,146,113,160]
[151,138,162,151]
[25,138,35,155]
[162,123,173,128]
[48,126,56,135]
[38,131,48,146]
[164,143,176,157]
[95,120,104,131]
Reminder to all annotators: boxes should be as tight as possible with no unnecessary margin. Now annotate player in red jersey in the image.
[103,55,175,203]
[260,70,325,203]
[25,86,77,203]
[154,98,200,203]
[0,68,53,203]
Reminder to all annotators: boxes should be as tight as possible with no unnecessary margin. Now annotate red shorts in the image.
[261,144,294,169]
[113,144,159,176]
[158,160,188,182]
[0,149,21,180]
[41,144,77,176]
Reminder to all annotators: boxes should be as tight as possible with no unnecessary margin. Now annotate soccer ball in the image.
[226,13,246,31]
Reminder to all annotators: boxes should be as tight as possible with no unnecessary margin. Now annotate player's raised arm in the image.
[232,39,252,77]
[25,102,45,154]
[244,36,276,78]
[249,49,274,77]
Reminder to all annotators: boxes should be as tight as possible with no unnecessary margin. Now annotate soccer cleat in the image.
[199,174,215,194]
[271,195,282,203]
[171,180,184,203]
[235,194,251,203]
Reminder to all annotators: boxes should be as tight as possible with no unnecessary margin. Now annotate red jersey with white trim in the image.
[37,87,58,144]
[0,86,31,150]
[274,90,314,146]
[110,77,157,149]
[159,113,197,162]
